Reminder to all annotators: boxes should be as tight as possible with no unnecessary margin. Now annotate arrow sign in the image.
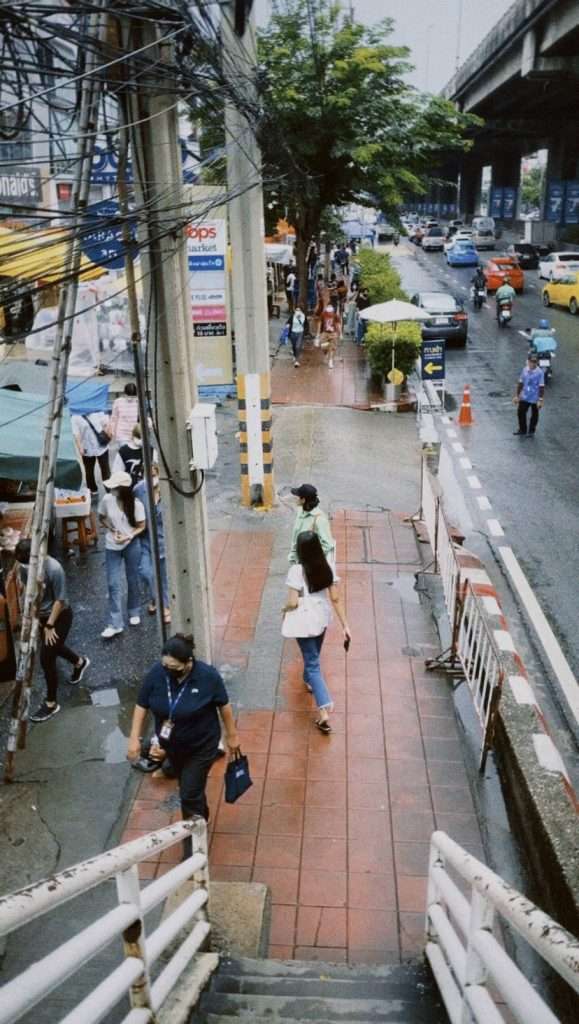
[421,340,446,382]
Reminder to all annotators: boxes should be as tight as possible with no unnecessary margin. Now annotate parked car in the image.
[538,251,579,281]
[483,256,524,292]
[472,228,495,251]
[542,273,579,315]
[421,226,445,252]
[446,240,479,267]
[411,291,468,347]
[506,243,539,270]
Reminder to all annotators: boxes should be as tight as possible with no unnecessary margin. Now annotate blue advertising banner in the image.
[564,181,579,225]
[81,199,136,270]
[421,340,445,382]
[503,187,517,219]
[490,188,503,219]
[546,180,564,223]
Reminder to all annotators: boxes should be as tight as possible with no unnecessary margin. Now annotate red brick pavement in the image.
[272,338,383,409]
[123,513,484,963]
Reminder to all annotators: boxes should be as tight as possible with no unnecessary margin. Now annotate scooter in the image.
[471,285,486,310]
[523,325,558,384]
[497,300,512,328]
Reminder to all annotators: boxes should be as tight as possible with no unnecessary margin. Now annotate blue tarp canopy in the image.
[0,389,82,488]
[340,219,375,239]
[0,362,109,413]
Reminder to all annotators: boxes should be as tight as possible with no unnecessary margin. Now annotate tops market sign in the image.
[0,167,42,207]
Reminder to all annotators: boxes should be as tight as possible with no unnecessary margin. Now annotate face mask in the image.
[167,666,185,680]
[132,438,142,448]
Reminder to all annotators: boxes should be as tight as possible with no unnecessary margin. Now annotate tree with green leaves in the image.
[256,0,479,301]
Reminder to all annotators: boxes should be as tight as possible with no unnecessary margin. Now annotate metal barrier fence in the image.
[426,830,579,1024]
[0,820,213,1024]
[420,462,503,771]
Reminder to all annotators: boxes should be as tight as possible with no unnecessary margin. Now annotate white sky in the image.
[255,0,514,93]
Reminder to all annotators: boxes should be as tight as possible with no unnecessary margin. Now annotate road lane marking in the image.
[487,518,504,537]
[509,675,538,706]
[459,457,472,470]
[477,496,492,510]
[498,546,579,726]
[452,442,465,453]
[467,474,481,489]
[447,428,458,438]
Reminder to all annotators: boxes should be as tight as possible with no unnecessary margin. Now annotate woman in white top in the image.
[282,531,351,734]
[288,304,306,367]
[98,471,146,638]
[72,412,111,494]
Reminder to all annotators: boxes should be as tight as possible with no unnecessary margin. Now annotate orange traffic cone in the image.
[457,385,474,426]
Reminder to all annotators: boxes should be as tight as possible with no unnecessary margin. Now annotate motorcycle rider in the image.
[495,277,516,322]
[471,266,486,307]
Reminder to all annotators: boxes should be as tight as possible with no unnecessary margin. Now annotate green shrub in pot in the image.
[365,322,422,384]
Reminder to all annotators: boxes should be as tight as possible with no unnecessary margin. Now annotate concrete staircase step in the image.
[218,955,419,981]
[199,992,446,1022]
[212,973,432,1001]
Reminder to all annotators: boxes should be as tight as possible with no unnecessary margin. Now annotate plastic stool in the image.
[61,511,98,554]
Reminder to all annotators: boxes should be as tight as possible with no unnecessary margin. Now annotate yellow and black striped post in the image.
[237,372,274,508]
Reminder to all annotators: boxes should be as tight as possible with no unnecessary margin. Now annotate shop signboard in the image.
[185,186,232,386]
[564,181,579,225]
[0,165,41,207]
[503,187,517,219]
[81,199,136,270]
[490,188,503,219]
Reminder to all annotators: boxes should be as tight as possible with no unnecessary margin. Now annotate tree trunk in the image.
[294,206,321,312]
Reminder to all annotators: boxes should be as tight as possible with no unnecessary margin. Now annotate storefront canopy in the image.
[0,226,103,283]
[0,361,109,413]
[0,389,82,489]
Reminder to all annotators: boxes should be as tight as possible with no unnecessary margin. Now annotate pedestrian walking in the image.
[110,382,139,446]
[335,276,348,316]
[289,483,335,566]
[15,540,90,723]
[285,266,297,314]
[288,304,306,367]
[72,410,112,496]
[134,467,171,624]
[99,471,146,638]
[513,352,545,437]
[355,287,370,344]
[127,632,240,857]
[113,423,145,486]
[282,531,351,734]
[319,303,341,369]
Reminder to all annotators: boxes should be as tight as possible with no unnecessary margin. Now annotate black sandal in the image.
[315,719,331,734]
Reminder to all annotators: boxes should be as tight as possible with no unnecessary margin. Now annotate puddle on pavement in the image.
[390,575,420,604]
[104,726,129,764]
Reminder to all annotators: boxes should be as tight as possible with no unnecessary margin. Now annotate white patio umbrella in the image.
[359,299,430,381]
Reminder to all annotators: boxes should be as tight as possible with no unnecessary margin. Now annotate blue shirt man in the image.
[514,354,545,436]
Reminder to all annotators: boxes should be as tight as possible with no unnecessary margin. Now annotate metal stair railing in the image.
[426,830,579,1024]
[0,818,213,1024]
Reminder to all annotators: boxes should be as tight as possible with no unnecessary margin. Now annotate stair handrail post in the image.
[116,863,155,1015]
[461,886,495,1023]
[190,815,210,925]
[426,837,444,944]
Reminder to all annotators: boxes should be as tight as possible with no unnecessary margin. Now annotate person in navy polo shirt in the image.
[127,633,240,856]
[513,352,545,437]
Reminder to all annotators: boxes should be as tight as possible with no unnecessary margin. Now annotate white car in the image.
[472,229,495,251]
[539,251,579,281]
[444,230,473,253]
[421,226,445,252]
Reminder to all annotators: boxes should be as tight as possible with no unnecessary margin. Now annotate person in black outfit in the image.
[127,633,240,856]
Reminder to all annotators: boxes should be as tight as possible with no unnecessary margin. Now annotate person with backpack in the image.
[72,411,112,495]
[288,304,306,367]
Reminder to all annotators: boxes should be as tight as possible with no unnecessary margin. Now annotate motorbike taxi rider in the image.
[495,277,516,320]
[471,266,486,291]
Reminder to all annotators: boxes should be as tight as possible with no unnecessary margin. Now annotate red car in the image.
[483,257,525,293]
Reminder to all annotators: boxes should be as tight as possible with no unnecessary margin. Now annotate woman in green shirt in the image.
[289,484,335,566]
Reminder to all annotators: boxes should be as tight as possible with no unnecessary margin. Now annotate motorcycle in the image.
[497,300,512,328]
[393,232,400,246]
[524,326,558,385]
[471,285,486,310]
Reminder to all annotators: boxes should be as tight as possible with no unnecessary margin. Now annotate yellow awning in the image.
[0,226,104,283]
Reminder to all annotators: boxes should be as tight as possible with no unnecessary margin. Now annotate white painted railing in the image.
[421,464,460,622]
[0,819,214,1024]
[456,582,504,771]
[426,831,579,1024]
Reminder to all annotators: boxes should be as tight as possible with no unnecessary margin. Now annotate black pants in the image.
[39,607,78,703]
[83,451,111,493]
[171,743,219,858]
[518,400,539,434]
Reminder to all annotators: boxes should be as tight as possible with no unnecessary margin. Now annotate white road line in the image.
[452,442,465,453]
[532,734,570,781]
[459,457,472,470]
[487,518,505,537]
[446,429,458,439]
[499,546,579,726]
[441,415,451,424]
[467,474,481,489]
[477,496,492,510]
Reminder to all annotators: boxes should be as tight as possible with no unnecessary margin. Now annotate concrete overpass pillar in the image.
[459,158,481,220]
[542,137,579,240]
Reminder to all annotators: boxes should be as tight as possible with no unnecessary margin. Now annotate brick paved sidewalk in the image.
[123,512,485,965]
[272,337,383,409]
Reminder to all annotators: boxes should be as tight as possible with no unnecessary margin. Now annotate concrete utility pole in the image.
[222,2,275,508]
[123,20,213,660]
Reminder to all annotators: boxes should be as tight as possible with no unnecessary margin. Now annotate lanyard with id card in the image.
[160,673,188,741]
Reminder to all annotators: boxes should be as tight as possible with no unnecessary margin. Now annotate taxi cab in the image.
[483,256,524,293]
[542,273,579,316]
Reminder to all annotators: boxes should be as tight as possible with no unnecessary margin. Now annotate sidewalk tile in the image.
[214,802,261,834]
[260,803,305,835]
[210,833,256,866]
[346,756,387,783]
[394,843,431,877]
[294,947,348,962]
[397,875,428,913]
[348,781,389,809]
[303,806,347,839]
[399,911,425,956]
[348,909,398,951]
[301,836,347,872]
[270,905,297,946]
[389,784,432,812]
[431,786,475,815]
[267,753,307,779]
[348,836,393,875]
[348,808,391,840]
[263,778,306,806]
[299,869,347,907]
[254,834,302,870]
[296,907,347,947]
[392,810,435,843]
[252,866,299,904]
[211,865,252,882]
[305,779,347,807]
[348,873,397,910]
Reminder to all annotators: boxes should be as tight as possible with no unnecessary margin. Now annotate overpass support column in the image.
[459,158,481,220]
[491,149,523,227]
[543,137,579,239]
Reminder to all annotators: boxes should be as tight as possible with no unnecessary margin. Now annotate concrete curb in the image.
[453,545,579,940]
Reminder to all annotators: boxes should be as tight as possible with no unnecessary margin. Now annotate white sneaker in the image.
[328,358,334,369]
[101,626,123,639]
[129,616,141,626]
[294,360,300,367]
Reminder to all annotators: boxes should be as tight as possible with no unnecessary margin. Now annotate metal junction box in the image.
[186,403,218,470]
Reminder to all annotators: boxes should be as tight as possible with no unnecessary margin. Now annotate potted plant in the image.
[365,322,422,396]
